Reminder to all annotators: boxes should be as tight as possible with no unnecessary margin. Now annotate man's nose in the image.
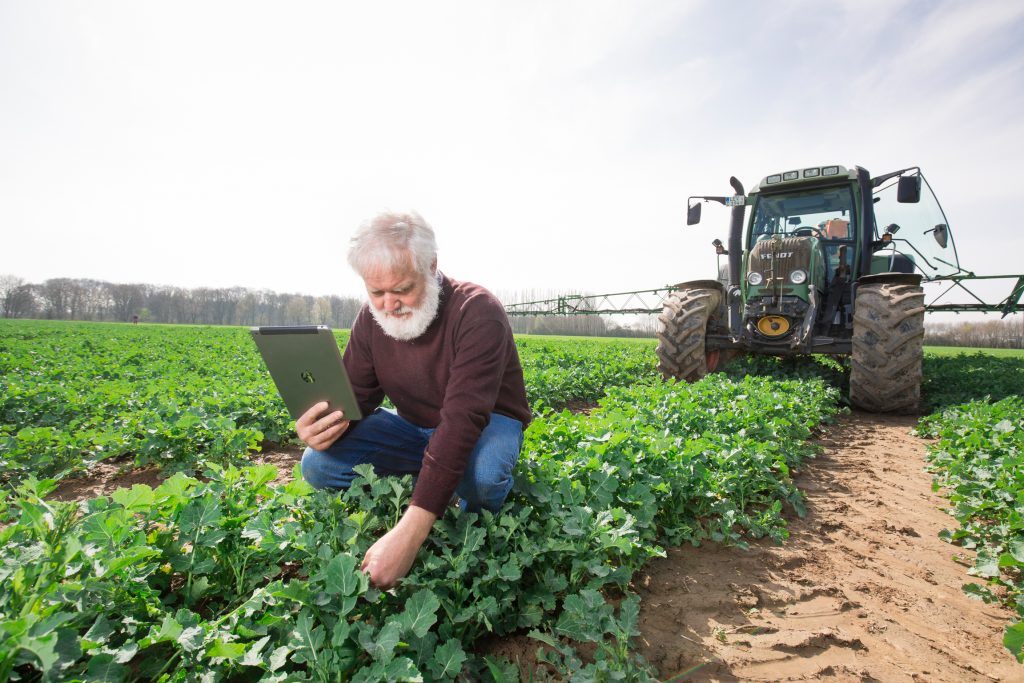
[383,294,402,311]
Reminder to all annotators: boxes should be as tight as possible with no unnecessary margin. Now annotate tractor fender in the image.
[856,273,924,287]
[667,280,732,342]
[669,279,726,293]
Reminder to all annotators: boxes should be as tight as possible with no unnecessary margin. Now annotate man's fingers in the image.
[313,410,346,433]
[296,402,349,447]
[309,419,347,450]
[296,401,330,430]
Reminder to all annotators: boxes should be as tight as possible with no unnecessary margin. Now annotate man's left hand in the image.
[361,505,437,589]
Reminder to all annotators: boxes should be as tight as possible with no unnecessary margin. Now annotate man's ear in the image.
[430,258,437,275]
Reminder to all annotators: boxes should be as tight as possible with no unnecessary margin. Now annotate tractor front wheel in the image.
[850,281,925,413]
[656,287,723,382]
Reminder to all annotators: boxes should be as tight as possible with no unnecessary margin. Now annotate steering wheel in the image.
[792,225,824,238]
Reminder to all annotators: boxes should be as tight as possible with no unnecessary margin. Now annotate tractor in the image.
[504,163,1023,413]
[660,164,951,412]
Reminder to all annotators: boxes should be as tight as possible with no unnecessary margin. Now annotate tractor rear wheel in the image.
[656,287,723,382]
[850,281,925,413]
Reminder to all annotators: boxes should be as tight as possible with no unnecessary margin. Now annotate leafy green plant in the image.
[0,319,861,679]
[917,396,1024,662]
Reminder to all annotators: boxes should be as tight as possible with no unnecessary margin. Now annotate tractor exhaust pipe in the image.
[728,176,745,287]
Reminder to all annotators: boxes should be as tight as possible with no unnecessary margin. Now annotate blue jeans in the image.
[300,409,525,513]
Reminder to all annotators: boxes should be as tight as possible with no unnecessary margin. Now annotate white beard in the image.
[368,273,442,341]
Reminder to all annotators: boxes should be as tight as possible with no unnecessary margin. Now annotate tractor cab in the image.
[687,164,959,349]
[736,167,875,345]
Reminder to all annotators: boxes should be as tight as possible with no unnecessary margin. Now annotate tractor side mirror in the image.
[687,202,702,225]
[932,223,949,249]
[897,175,921,203]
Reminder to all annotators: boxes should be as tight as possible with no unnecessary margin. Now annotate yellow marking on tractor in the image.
[757,315,790,337]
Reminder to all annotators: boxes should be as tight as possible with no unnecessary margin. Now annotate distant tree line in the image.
[0,275,658,337]
[925,317,1024,349]
[0,275,363,328]
[5,274,1020,345]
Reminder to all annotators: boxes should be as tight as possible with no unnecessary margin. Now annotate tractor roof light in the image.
[822,165,840,176]
[783,171,799,181]
[766,174,782,184]
[803,168,820,178]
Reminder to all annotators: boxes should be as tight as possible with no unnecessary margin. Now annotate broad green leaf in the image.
[973,550,1001,578]
[245,463,278,488]
[317,553,367,597]
[111,484,155,511]
[207,639,247,661]
[86,654,128,682]
[1009,538,1024,563]
[83,615,116,647]
[288,612,325,664]
[102,546,162,576]
[178,625,205,653]
[178,494,222,536]
[18,628,80,674]
[398,589,441,638]
[146,614,183,645]
[358,620,402,664]
[428,639,467,679]
[1005,622,1024,662]
[330,619,352,648]
[268,645,291,671]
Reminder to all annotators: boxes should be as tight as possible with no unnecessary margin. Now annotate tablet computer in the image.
[250,325,363,421]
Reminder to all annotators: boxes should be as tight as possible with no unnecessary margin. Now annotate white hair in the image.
[347,210,438,278]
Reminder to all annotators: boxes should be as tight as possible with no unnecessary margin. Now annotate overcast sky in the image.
[2,0,1023,314]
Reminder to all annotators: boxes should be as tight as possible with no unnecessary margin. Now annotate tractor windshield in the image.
[749,186,857,246]
[872,170,961,279]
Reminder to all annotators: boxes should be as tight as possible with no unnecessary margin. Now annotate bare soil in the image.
[633,412,1020,682]
[48,446,305,502]
[47,414,1021,681]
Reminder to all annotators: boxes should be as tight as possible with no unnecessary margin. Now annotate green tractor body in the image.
[659,164,956,412]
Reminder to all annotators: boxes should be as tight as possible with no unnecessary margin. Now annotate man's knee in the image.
[300,447,336,490]
[459,467,514,513]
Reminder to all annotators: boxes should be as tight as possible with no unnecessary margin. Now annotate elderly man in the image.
[297,210,531,588]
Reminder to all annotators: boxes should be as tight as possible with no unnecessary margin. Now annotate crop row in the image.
[0,321,660,488]
[916,395,1024,662]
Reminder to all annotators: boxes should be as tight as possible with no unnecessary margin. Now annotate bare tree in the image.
[107,282,145,322]
[0,275,25,318]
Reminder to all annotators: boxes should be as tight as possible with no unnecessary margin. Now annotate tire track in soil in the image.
[635,411,1020,682]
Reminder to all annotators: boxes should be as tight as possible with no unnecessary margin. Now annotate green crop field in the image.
[926,345,1024,358]
[1,318,1022,679]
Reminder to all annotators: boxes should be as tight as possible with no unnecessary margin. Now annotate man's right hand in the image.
[295,401,349,451]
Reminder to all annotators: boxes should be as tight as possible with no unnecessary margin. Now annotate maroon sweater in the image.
[342,274,531,516]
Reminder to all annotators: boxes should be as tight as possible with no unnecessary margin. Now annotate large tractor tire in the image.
[850,280,925,413]
[656,287,723,382]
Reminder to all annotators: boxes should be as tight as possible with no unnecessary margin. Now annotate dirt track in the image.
[635,412,1020,682]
